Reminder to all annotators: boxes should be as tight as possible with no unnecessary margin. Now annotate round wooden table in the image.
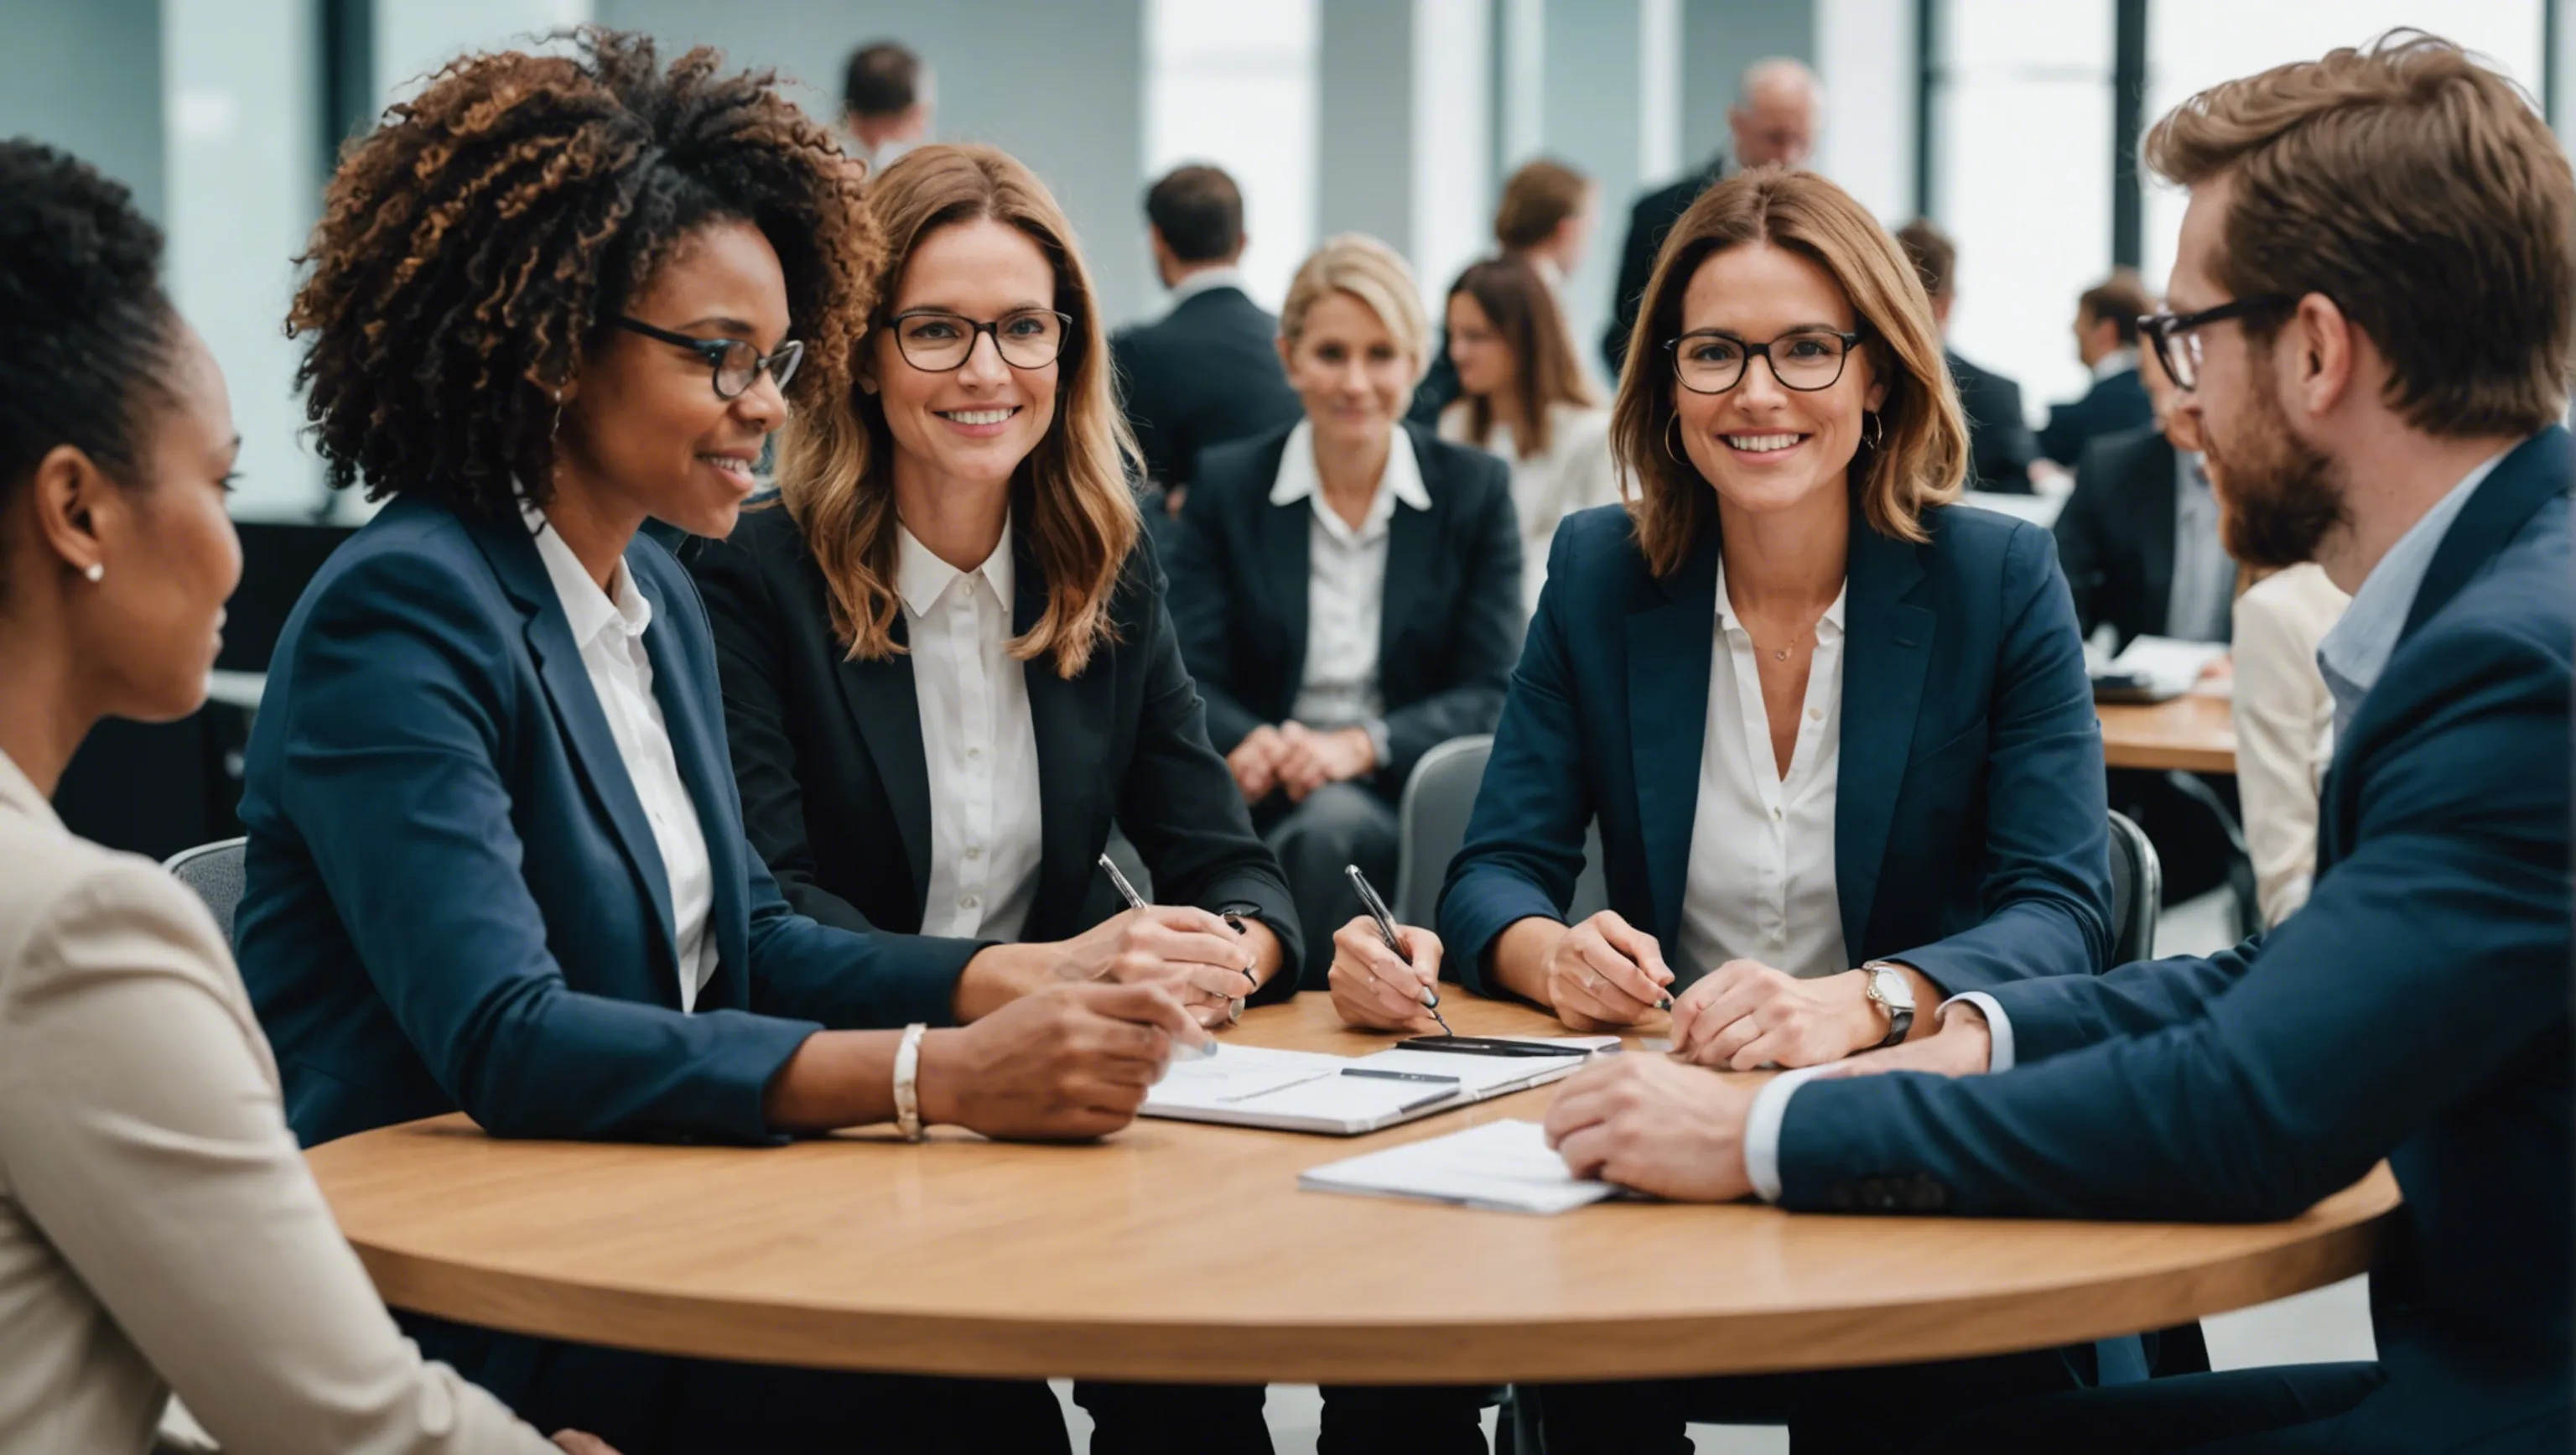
[2100,693,2237,774]
[309,995,2393,1384]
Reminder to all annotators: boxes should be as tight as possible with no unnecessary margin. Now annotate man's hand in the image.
[1227,725,1288,803]
[1543,1052,1760,1203]
[1275,721,1377,800]
[1819,1000,1995,1081]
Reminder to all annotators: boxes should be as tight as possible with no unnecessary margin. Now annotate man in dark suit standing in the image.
[2035,269,2156,467]
[1896,217,2038,493]
[1541,34,2573,1455]
[1112,164,1302,530]
[1600,58,1820,377]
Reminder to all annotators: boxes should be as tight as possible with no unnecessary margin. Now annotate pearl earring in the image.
[82,563,104,584]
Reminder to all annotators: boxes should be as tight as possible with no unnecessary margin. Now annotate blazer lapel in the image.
[2402,427,2569,641]
[831,616,937,916]
[1833,521,1935,959]
[1018,544,1115,929]
[1625,527,1719,949]
[1262,493,1312,700]
[631,559,751,1010]
[1379,481,1436,687]
[469,516,679,993]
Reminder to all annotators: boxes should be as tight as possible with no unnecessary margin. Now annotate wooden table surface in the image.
[2099,692,2238,774]
[308,995,2393,1385]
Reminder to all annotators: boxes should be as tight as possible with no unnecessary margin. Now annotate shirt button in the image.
[960,895,979,911]
[1773,807,1784,821]
[964,844,983,860]
[967,746,983,761]
[1808,707,1823,721]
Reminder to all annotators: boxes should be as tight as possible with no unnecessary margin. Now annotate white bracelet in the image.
[892,1023,928,1143]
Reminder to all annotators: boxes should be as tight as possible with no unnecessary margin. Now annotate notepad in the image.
[1299,1119,1622,1214]
[1142,1040,1602,1135]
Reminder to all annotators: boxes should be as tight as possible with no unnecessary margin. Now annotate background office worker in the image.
[1409,156,1601,428]
[0,136,609,1455]
[231,34,1202,1453]
[1896,217,2038,493]
[1545,34,2573,1454]
[1167,233,1523,993]
[693,143,1296,1041]
[1111,164,1301,521]
[1438,254,1617,616]
[1603,59,1822,375]
[2035,269,2157,469]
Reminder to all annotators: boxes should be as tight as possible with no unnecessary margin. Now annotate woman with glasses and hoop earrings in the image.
[234,40,1212,1453]
[1353,161,2123,1453]
[684,143,1304,1449]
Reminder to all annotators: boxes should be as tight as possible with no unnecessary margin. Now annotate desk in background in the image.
[2101,694,2237,775]
[309,994,2391,1385]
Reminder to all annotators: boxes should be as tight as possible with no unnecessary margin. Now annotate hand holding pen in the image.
[1095,854,1253,1029]
[1326,865,1455,1036]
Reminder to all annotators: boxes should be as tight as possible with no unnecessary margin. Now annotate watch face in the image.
[1872,966,1915,1011]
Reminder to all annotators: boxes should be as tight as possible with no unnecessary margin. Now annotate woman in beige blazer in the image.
[0,139,605,1455]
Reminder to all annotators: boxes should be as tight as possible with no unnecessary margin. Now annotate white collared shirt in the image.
[1270,419,1432,730]
[1675,563,1852,987]
[521,501,717,1011]
[2090,348,2140,383]
[1166,265,1251,312]
[896,520,1043,942]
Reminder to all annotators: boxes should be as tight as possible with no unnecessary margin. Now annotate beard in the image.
[2199,364,2347,570]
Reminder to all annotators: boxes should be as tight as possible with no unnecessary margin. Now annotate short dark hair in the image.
[1893,217,1955,299]
[843,41,922,119]
[1143,164,1244,264]
[0,139,181,593]
[2146,29,2574,437]
[291,28,882,521]
[2078,268,2154,346]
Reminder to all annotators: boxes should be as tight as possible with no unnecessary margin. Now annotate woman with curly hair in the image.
[0,133,607,1455]
[231,29,1202,1452]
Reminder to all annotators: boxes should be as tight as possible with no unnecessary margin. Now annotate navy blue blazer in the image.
[234,498,978,1149]
[2036,365,2153,468]
[1439,501,2112,998]
[1778,432,2574,1452]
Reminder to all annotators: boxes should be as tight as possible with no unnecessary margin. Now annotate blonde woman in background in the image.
[1439,253,1618,614]
[2230,559,2348,924]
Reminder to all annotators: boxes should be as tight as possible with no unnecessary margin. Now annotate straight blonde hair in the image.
[1608,167,1966,576]
[1280,233,1430,376]
[774,143,1139,677]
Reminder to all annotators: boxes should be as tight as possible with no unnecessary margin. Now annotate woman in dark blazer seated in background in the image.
[1167,232,1523,991]
[685,143,1301,1454]
[1332,165,2116,1451]
[689,143,1298,1027]
[230,35,1204,1455]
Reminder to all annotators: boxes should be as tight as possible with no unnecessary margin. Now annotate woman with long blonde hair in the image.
[687,141,1296,1452]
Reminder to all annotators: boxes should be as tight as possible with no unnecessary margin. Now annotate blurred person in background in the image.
[2035,269,2155,469]
[1604,58,1823,375]
[1410,154,1601,427]
[1896,217,2038,493]
[1438,254,1615,615]
[844,39,933,173]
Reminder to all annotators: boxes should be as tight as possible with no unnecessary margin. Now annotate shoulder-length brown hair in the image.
[1609,167,1967,576]
[1448,255,1597,459]
[775,142,1139,677]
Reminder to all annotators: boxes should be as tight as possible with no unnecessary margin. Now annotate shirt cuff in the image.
[1742,1064,1833,1203]
[1942,991,2014,1072]
[1361,716,1392,772]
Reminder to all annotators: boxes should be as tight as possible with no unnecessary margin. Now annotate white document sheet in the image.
[1143,1040,1604,1135]
[1298,1119,1622,1214]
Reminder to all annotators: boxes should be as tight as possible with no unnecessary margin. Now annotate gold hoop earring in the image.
[1663,414,1685,464]
[1862,412,1884,450]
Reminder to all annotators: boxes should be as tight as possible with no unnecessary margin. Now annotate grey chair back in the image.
[2106,809,2160,967]
[1393,735,1610,930]
[163,837,247,948]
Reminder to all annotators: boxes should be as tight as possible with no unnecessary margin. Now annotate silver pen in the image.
[1098,853,1244,1034]
[1344,863,1453,1035]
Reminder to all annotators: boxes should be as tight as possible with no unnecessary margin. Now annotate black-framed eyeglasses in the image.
[1666,327,1862,395]
[612,316,804,399]
[885,308,1072,372]
[2138,296,2295,392]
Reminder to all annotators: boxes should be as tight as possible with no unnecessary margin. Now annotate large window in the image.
[1930,0,2115,414]
[1145,0,1318,313]
[2141,2,2547,289]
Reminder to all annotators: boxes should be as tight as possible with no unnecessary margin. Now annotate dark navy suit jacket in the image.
[1439,501,2113,998]
[2037,364,2153,468]
[1779,432,2573,1452]
[234,498,977,1149]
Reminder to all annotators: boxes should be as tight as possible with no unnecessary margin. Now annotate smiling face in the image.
[864,216,1059,496]
[1446,291,1516,402]
[557,218,791,539]
[1280,290,1413,453]
[1670,239,1884,521]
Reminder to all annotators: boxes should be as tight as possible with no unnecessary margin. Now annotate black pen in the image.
[1344,864,1452,1035]
[1098,853,1248,1026]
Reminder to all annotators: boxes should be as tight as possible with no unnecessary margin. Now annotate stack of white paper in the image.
[1142,1040,1604,1135]
[1298,1120,1621,1214]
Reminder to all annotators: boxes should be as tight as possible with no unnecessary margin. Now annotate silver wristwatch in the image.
[892,1022,929,1142]
[1861,963,1915,1048]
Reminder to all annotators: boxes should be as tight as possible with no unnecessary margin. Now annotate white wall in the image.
[1815,0,1917,225]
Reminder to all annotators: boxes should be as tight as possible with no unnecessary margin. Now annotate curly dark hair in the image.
[0,139,180,555]
[291,27,881,520]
